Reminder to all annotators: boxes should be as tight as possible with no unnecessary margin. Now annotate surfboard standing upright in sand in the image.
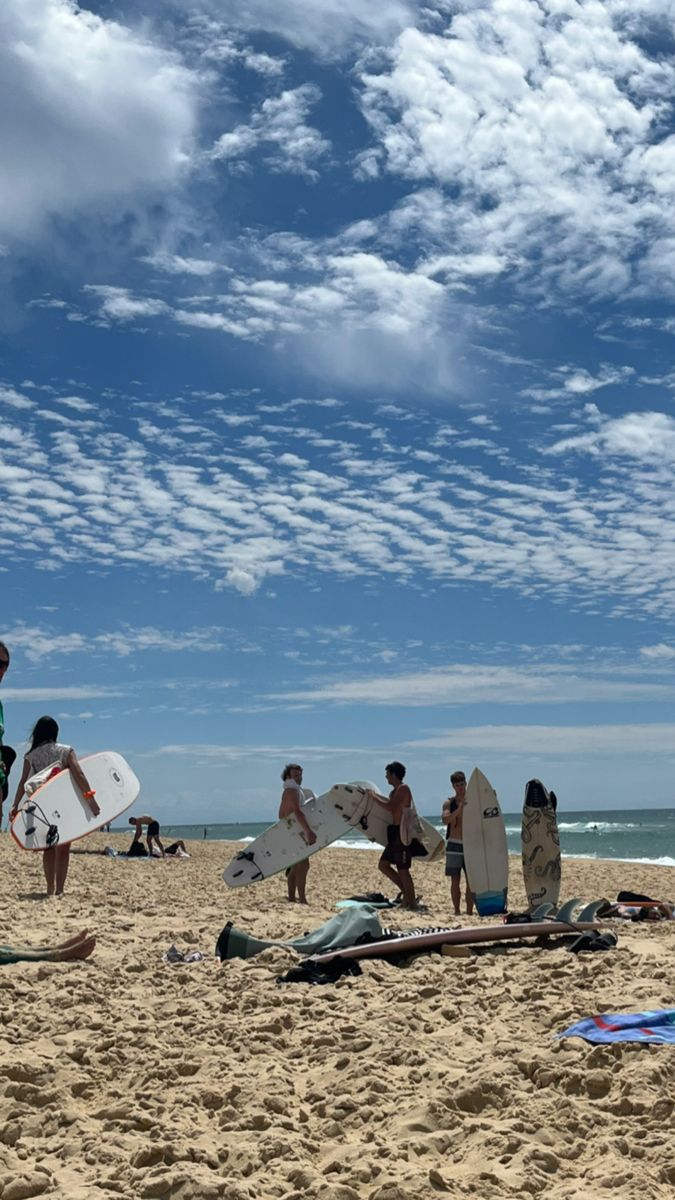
[11,752,140,851]
[462,767,509,916]
[521,778,561,912]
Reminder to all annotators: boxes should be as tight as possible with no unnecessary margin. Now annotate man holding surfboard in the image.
[279,763,317,904]
[367,762,423,911]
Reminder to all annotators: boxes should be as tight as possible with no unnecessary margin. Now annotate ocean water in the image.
[117,807,675,868]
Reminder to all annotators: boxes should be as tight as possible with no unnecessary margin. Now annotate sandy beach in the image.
[1,835,674,1200]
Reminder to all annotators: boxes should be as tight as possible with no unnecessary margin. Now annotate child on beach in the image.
[10,716,100,897]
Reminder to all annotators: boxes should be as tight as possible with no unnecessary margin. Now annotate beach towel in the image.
[558,1009,675,1045]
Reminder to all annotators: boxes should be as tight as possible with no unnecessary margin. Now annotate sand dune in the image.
[1,834,674,1200]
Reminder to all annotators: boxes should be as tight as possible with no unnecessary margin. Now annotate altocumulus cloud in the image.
[0,0,199,238]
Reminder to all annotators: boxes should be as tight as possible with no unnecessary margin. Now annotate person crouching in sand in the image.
[279,763,317,903]
[367,761,423,911]
[10,716,100,897]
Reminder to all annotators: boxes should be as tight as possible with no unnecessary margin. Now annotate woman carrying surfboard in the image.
[10,716,100,897]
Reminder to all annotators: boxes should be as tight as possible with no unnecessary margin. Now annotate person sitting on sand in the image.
[442,770,474,917]
[128,814,165,858]
[367,762,424,911]
[10,716,100,897]
[279,763,317,904]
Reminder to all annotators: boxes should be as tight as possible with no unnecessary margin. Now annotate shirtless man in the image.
[128,814,165,858]
[368,761,420,910]
[279,764,317,903]
[442,770,474,916]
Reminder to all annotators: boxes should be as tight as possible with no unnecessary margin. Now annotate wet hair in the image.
[450,771,466,785]
[0,640,9,663]
[385,761,406,781]
[281,763,302,781]
[29,716,59,751]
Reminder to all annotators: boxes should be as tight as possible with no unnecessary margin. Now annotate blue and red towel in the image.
[559,1009,675,1044]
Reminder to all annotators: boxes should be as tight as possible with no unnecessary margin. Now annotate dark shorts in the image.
[445,839,465,877]
[381,825,425,870]
[147,821,160,838]
[165,842,180,856]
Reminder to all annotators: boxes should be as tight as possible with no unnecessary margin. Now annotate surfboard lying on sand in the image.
[310,918,603,965]
[462,767,509,916]
[522,778,561,912]
[11,752,140,851]
[223,784,371,887]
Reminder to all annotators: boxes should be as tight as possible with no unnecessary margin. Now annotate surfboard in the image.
[521,778,561,912]
[11,752,140,850]
[223,783,370,888]
[311,918,603,965]
[462,767,509,916]
[347,780,445,863]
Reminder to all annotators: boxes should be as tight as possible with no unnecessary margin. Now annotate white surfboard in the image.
[223,783,370,888]
[11,752,140,851]
[462,767,509,916]
[521,778,561,912]
[347,780,445,863]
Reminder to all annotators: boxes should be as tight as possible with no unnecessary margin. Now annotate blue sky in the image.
[3,0,675,822]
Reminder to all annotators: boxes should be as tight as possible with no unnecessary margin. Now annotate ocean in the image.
[124,807,675,868]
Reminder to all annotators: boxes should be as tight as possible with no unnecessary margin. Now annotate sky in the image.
[3,0,675,823]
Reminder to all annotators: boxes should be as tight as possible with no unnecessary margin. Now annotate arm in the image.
[285,788,316,845]
[66,750,100,816]
[10,759,32,818]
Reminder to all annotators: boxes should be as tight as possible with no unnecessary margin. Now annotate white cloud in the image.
[548,409,675,462]
[0,0,198,238]
[284,663,674,707]
[640,643,675,660]
[210,84,330,179]
[357,0,675,299]
[407,722,675,755]
[199,0,416,59]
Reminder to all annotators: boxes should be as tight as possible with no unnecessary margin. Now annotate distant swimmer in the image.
[279,763,317,904]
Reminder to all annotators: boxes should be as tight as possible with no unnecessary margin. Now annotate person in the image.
[0,641,16,828]
[10,716,100,897]
[279,763,317,903]
[367,762,424,910]
[164,839,189,858]
[442,770,474,916]
[128,815,165,858]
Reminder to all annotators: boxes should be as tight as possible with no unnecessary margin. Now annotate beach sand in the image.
[1,834,674,1200]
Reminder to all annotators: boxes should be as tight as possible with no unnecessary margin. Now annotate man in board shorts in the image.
[279,763,317,903]
[367,761,424,910]
[442,770,474,916]
[128,814,165,858]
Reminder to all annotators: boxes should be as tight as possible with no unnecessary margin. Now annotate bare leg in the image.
[286,866,297,901]
[397,867,416,909]
[43,847,57,896]
[378,857,404,895]
[55,845,71,895]
[296,860,310,904]
[464,871,474,915]
[450,874,461,915]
